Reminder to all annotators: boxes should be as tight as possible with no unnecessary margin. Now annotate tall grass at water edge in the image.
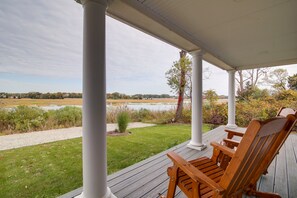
[0,105,177,134]
[0,106,82,135]
[1,97,296,135]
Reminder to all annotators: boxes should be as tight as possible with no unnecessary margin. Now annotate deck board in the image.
[286,135,297,197]
[274,142,289,197]
[108,127,226,196]
[109,126,227,198]
[61,126,297,198]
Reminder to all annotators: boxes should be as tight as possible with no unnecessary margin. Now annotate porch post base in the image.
[225,124,238,129]
[78,187,117,198]
[104,187,117,198]
[187,143,207,151]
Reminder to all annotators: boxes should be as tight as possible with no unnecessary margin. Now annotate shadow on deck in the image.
[61,126,297,198]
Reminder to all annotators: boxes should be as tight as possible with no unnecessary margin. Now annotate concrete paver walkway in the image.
[0,122,155,151]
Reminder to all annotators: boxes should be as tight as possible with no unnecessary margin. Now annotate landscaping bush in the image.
[202,97,297,127]
[107,106,123,123]
[117,111,130,132]
[203,103,228,125]
[236,99,285,126]
[181,107,191,123]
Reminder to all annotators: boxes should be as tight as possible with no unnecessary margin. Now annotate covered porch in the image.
[72,0,297,197]
[61,126,297,198]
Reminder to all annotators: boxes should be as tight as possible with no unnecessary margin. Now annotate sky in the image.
[0,0,296,96]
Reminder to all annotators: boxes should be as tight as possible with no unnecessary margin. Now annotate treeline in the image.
[106,92,173,99]
[0,92,174,100]
[2,89,296,135]
[0,92,82,99]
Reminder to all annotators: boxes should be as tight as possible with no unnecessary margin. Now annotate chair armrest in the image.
[167,151,225,194]
[225,129,245,139]
[210,142,235,158]
[223,138,240,148]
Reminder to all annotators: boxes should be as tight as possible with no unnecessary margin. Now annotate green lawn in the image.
[0,124,211,198]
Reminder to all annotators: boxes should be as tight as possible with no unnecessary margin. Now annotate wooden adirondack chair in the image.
[223,107,297,174]
[225,107,296,140]
[166,115,296,198]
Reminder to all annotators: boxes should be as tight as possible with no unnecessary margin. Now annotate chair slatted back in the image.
[277,107,297,117]
[250,114,297,186]
[219,116,295,196]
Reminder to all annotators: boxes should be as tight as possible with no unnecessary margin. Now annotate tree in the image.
[263,68,288,91]
[204,90,218,106]
[166,50,211,122]
[288,73,297,90]
[166,50,191,122]
[237,82,270,101]
[237,82,254,101]
[236,68,268,95]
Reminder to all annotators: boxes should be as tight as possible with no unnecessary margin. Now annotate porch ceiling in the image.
[103,0,297,71]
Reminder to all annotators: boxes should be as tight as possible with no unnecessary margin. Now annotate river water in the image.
[37,103,179,111]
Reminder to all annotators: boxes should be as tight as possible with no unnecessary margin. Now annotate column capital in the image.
[76,0,108,7]
[189,49,205,57]
[227,69,236,74]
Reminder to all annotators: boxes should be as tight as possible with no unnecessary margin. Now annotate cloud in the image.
[0,0,83,78]
[105,16,181,94]
[0,0,295,95]
[0,78,65,93]
[0,72,82,93]
[106,17,179,78]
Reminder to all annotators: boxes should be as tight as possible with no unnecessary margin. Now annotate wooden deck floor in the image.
[62,126,297,198]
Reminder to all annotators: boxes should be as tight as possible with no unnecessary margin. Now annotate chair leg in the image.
[249,190,281,198]
[167,166,178,198]
[263,169,268,175]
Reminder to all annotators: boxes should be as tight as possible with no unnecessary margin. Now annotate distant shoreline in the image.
[0,98,179,108]
[0,98,228,108]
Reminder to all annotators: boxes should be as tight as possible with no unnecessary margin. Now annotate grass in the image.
[0,98,83,108]
[0,98,180,108]
[0,124,211,198]
[0,98,229,108]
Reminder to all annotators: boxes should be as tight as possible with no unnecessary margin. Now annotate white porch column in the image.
[187,50,206,151]
[226,70,237,129]
[81,0,115,198]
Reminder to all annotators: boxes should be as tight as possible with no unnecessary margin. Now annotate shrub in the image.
[0,106,83,134]
[131,108,152,122]
[107,105,131,123]
[181,107,191,123]
[2,93,296,135]
[150,110,175,124]
[10,106,47,133]
[202,103,227,125]
[273,90,297,101]
[117,111,130,132]
[129,108,175,124]
[0,109,11,132]
[238,98,295,127]
[50,106,82,128]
